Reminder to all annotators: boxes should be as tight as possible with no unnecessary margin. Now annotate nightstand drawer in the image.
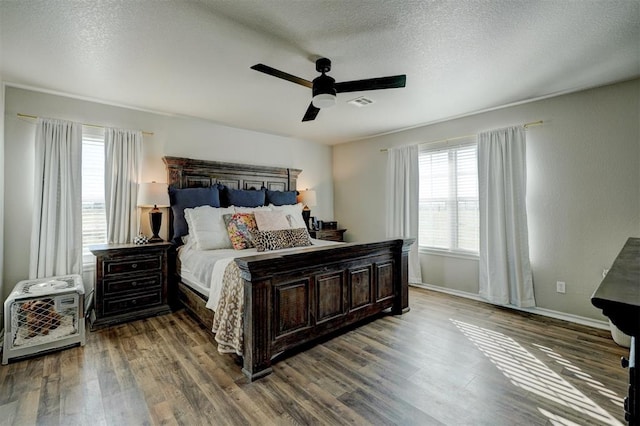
[310,229,346,242]
[103,290,162,315]
[315,233,342,241]
[104,273,162,295]
[104,255,161,275]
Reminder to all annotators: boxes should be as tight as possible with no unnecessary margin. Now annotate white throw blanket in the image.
[205,257,237,312]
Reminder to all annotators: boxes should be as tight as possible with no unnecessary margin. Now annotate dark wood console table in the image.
[592,237,640,425]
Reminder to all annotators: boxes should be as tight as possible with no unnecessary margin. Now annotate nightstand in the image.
[89,242,172,330]
[309,229,346,242]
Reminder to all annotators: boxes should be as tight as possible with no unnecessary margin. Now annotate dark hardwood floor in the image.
[0,287,629,425]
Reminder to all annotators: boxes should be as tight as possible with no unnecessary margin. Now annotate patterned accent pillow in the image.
[252,228,312,252]
[223,213,258,250]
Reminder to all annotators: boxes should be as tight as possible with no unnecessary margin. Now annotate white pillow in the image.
[184,206,235,250]
[269,203,307,230]
[233,205,272,213]
[254,210,292,231]
[179,234,196,251]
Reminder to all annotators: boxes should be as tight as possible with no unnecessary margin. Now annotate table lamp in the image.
[297,189,317,230]
[137,182,170,242]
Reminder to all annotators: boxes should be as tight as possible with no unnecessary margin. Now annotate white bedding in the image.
[177,238,339,310]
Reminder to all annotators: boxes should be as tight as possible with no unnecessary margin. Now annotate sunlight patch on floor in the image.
[451,319,622,426]
[533,343,625,408]
[537,407,582,426]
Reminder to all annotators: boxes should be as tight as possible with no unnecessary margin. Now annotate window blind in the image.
[418,140,478,253]
[81,132,107,266]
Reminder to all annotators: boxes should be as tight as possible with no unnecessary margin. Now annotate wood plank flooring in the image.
[0,287,629,425]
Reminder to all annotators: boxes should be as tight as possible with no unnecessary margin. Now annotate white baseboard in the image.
[410,282,610,331]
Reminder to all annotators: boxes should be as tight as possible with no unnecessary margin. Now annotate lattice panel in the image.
[10,294,80,348]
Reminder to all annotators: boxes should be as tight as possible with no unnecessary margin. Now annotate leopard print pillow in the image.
[252,228,312,252]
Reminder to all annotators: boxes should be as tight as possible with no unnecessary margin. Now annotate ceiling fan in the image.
[250,57,406,122]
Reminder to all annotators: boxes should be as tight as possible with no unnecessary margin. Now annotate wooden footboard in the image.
[174,238,412,380]
[235,238,413,380]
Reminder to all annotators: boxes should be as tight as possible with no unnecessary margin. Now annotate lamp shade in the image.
[298,189,317,208]
[137,182,169,207]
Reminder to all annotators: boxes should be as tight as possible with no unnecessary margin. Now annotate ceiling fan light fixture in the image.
[312,73,336,108]
[312,93,336,108]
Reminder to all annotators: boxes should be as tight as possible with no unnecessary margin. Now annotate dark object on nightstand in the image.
[89,242,172,330]
[321,221,337,229]
[309,228,346,242]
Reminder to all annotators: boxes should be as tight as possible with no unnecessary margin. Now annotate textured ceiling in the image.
[1,1,638,144]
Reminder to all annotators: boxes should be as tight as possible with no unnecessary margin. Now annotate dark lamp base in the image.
[149,210,164,243]
[302,209,311,230]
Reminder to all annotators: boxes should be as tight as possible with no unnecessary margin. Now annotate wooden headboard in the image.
[163,156,302,242]
[163,156,301,191]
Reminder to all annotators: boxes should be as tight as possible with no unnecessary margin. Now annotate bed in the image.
[164,156,413,380]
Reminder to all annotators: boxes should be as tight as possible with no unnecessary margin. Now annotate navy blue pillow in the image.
[169,186,221,243]
[265,189,297,206]
[224,187,266,208]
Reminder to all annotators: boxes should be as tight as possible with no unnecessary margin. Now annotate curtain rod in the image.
[380,120,543,152]
[17,113,154,136]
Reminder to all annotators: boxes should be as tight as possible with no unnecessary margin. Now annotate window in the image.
[81,129,106,267]
[418,140,479,254]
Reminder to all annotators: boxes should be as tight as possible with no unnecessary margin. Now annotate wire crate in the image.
[2,274,85,364]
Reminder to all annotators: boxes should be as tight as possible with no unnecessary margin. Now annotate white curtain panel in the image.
[29,118,83,278]
[386,145,423,284]
[105,127,142,244]
[478,126,535,307]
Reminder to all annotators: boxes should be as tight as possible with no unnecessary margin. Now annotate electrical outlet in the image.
[556,281,566,293]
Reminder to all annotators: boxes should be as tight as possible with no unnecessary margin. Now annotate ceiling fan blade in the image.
[302,103,320,122]
[251,64,313,88]
[335,75,406,93]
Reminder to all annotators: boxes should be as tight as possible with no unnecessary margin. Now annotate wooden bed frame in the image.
[164,156,413,380]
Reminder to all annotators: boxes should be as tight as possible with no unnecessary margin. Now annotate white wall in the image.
[3,86,334,300]
[333,79,640,321]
